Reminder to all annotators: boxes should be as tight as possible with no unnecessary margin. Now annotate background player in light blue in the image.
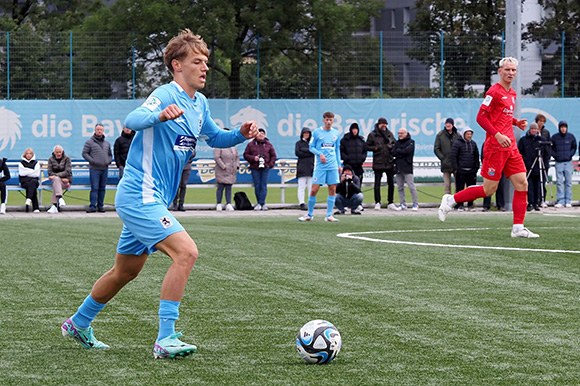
[62,29,258,359]
[299,111,341,222]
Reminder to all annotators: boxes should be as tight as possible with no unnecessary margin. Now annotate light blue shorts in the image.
[312,168,340,186]
[116,202,185,256]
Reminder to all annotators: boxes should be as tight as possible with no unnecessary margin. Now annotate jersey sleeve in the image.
[198,96,246,148]
[124,89,166,131]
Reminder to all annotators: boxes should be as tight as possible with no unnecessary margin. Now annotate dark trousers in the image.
[483,174,506,209]
[455,171,477,208]
[20,179,39,210]
[89,168,108,209]
[0,181,6,204]
[173,168,192,206]
[527,175,541,207]
[373,168,394,204]
[351,164,364,186]
[216,183,233,204]
[251,167,270,206]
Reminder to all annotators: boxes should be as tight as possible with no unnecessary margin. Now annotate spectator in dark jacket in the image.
[393,128,418,211]
[243,128,277,211]
[434,117,460,195]
[46,145,72,213]
[366,117,396,210]
[550,120,577,207]
[451,127,480,210]
[113,127,135,180]
[334,165,364,215]
[82,123,112,213]
[340,122,367,184]
[518,122,551,211]
[0,156,10,214]
[295,127,314,211]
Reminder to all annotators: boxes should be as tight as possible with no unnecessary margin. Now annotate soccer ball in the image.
[296,319,341,364]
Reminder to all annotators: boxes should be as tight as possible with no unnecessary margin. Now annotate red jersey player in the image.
[438,57,539,238]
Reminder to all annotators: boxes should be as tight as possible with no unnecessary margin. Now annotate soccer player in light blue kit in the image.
[299,111,342,222]
[61,30,258,359]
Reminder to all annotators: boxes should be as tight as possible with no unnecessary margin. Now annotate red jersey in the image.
[480,83,517,152]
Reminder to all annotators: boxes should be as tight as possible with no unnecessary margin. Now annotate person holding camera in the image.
[518,122,551,211]
[334,165,364,215]
[243,128,277,210]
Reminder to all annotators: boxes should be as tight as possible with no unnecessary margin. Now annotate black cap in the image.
[377,117,387,125]
[445,117,454,126]
[258,128,266,133]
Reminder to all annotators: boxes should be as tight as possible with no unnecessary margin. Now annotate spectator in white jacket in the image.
[19,147,41,212]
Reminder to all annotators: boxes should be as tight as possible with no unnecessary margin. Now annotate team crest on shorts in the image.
[160,216,173,229]
[488,167,496,176]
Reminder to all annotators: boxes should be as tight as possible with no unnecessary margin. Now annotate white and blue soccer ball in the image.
[296,319,341,364]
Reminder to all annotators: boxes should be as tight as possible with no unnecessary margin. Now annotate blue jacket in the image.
[551,130,577,162]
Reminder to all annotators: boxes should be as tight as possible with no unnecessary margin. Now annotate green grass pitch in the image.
[1,212,580,385]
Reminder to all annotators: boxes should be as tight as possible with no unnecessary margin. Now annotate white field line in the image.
[337,228,580,254]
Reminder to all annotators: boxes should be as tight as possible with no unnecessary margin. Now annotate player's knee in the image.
[175,247,198,271]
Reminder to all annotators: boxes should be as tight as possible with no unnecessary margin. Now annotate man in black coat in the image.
[340,122,367,184]
[295,127,314,210]
[114,127,135,180]
[393,128,419,210]
[451,128,480,210]
[518,122,551,210]
[366,117,396,210]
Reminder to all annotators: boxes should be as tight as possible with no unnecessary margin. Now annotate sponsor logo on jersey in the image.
[321,143,335,149]
[482,95,492,106]
[143,96,162,111]
[160,216,173,229]
[174,135,197,151]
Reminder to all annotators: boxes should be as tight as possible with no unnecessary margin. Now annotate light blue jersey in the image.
[117,81,246,207]
[309,127,341,172]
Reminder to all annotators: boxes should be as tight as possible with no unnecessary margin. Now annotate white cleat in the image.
[438,194,453,222]
[511,227,540,238]
[324,215,340,222]
[298,214,313,222]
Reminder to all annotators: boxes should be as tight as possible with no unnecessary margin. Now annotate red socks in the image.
[454,185,486,204]
[512,190,527,225]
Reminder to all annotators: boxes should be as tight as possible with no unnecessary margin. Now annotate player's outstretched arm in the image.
[514,119,528,131]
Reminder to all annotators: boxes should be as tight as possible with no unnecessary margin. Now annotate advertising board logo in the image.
[230,106,268,130]
[0,106,22,151]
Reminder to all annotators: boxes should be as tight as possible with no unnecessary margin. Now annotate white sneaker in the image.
[216,203,223,211]
[47,205,59,214]
[298,214,313,222]
[438,194,453,222]
[540,202,548,208]
[254,204,262,211]
[225,203,234,211]
[356,204,364,212]
[554,203,564,208]
[511,227,540,238]
[324,215,340,222]
[33,209,40,213]
[374,203,381,210]
[0,203,5,214]
[25,198,32,206]
[387,203,401,211]
[261,205,268,211]
[399,204,407,210]
[412,204,419,211]
[565,203,572,208]
[58,197,66,207]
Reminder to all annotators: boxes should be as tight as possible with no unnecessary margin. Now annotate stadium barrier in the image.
[4,158,573,211]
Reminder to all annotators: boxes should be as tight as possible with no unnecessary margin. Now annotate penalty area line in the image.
[337,230,580,254]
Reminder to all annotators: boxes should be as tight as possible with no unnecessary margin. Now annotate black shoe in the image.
[97,207,106,213]
[482,207,489,212]
[351,209,362,215]
[333,210,345,215]
[527,204,533,212]
[86,208,97,213]
[300,203,307,211]
[533,205,540,211]
[169,204,176,211]
[177,204,186,211]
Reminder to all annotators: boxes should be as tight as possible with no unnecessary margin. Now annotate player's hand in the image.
[515,119,528,131]
[495,132,511,148]
[320,154,327,163]
[240,121,258,139]
[159,104,184,122]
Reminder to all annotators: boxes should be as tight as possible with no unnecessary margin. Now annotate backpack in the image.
[234,191,253,210]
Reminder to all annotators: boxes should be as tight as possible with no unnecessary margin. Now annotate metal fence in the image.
[0,30,578,100]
